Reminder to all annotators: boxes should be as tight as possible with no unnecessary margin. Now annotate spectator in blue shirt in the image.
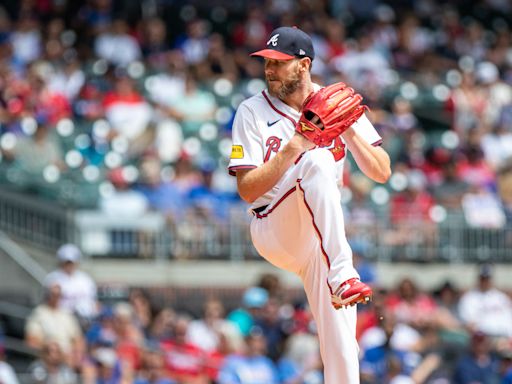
[349,240,376,286]
[502,351,512,384]
[218,329,279,384]
[253,296,288,361]
[228,287,268,337]
[453,331,500,384]
[360,314,421,382]
[135,154,190,220]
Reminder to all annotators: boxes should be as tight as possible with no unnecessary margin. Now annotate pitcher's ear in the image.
[299,57,311,72]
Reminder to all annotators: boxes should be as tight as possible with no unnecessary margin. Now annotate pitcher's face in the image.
[264,58,303,99]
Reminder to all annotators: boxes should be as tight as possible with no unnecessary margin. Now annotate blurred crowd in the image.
[0,0,510,240]
[1,243,512,383]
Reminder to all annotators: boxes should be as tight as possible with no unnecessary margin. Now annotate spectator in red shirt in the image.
[324,18,347,62]
[390,170,435,225]
[103,70,152,144]
[203,322,244,383]
[457,146,496,191]
[230,7,272,51]
[385,278,438,329]
[420,147,452,187]
[112,302,145,371]
[385,170,437,255]
[160,315,209,384]
[135,342,176,384]
[25,62,72,125]
[357,289,387,340]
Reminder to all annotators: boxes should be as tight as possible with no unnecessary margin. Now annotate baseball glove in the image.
[296,82,366,147]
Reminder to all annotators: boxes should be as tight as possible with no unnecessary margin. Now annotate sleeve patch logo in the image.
[230,145,244,159]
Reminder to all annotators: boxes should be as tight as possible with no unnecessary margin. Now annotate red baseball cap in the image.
[251,26,315,61]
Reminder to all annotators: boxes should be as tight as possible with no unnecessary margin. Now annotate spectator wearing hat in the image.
[458,264,512,339]
[85,306,117,348]
[44,243,98,321]
[227,287,269,337]
[82,303,142,380]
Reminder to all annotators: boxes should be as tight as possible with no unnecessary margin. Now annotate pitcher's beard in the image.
[267,73,302,100]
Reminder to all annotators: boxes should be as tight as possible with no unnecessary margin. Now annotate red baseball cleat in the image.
[331,278,372,309]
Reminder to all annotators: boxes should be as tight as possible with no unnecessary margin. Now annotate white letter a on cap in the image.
[267,34,279,47]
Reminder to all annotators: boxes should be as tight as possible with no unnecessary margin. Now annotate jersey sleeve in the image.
[351,113,383,146]
[228,103,263,176]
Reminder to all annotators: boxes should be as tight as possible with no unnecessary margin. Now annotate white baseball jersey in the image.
[228,87,382,209]
[229,86,384,384]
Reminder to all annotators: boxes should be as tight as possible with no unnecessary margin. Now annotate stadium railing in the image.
[0,188,511,262]
[0,188,71,252]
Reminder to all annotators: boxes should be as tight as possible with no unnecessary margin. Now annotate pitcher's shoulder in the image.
[238,91,268,111]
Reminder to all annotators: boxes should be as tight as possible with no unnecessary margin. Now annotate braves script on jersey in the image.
[228,86,382,210]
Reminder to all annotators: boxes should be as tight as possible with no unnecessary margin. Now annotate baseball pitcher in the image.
[228,26,391,383]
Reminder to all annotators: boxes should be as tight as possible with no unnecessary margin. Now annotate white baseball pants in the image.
[250,148,361,384]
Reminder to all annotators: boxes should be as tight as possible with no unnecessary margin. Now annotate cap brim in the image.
[250,49,295,60]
